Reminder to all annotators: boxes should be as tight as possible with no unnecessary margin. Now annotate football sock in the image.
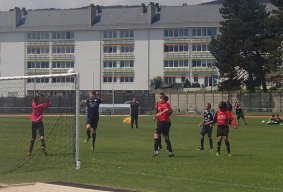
[92,133,96,148]
[154,138,159,151]
[225,140,231,153]
[165,139,173,152]
[158,137,162,149]
[200,138,204,149]
[40,138,46,148]
[209,138,213,149]
[86,128,91,138]
[29,139,35,153]
[217,141,221,153]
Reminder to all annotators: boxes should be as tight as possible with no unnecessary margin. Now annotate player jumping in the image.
[197,103,214,151]
[81,91,103,151]
[214,101,237,156]
[28,91,51,156]
[152,96,174,157]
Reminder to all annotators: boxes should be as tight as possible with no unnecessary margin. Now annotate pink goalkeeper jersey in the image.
[31,100,51,122]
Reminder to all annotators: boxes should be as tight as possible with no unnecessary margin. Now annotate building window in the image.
[164,60,188,68]
[164,28,189,37]
[27,61,49,69]
[164,77,176,84]
[52,46,74,54]
[103,46,117,53]
[120,30,134,38]
[120,76,134,83]
[192,60,215,68]
[192,44,209,52]
[192,28,217,37]
[103,31,118,39]
[52,77,74,83]
[164,44,189,52]
[103,76,117,83]
[103,61,117,68]
[120,60,134,68]
[27,78,49,83]
[121,45,134,53]
[27,47,49,54]
[52,61,74,69]
[27,32,50,40]
[52,32,74,40]
[204,76,213,87]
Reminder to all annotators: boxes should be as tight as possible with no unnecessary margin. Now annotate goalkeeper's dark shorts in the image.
[86,115,99,129]
[155,121,171,136]
[31,121,44,139]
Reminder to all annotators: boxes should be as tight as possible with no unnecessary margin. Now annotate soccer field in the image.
[0,116,283,192]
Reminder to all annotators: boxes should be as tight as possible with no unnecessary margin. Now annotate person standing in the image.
[81,91,103,151]
[130,98,140,128]
[234,99,247,126]
[28,92,51,156]
[214,101,237,156]
[197,103,214,151]
[152,96,174,157]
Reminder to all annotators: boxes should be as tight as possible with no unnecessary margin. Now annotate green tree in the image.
[210,0,273,92]
[150,76,163,90]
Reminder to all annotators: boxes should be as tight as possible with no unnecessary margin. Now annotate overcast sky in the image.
[0,0,214,11]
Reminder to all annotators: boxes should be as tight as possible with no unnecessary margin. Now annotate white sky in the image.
[0,0,214,11]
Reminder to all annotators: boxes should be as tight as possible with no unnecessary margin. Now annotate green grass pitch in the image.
[0,116,283,192]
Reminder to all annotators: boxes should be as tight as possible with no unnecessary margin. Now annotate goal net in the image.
[0,73,80,174]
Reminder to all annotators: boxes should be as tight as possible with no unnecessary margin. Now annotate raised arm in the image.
[228,111,237,128]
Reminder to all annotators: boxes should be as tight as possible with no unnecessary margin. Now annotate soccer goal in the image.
[0,73,80,174]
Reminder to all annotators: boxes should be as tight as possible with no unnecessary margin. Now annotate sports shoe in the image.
[158,145,162,150]
[210,149,214,152]
[27,152,32,156]
[152,151,159,157]
[91,146,95,151]
[197,147,204,151]
[84,137,91,144]
[168,152,174,157]
[228,153,232,157]
[216,152,220,156]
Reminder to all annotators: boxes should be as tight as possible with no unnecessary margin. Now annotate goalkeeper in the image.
[28,91,51,156]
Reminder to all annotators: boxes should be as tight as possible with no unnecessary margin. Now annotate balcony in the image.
[27,54,50,60]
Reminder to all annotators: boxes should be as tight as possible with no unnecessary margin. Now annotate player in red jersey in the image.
[152,96,174,157]
[28,91,51,156]
[155,93,165,150]
[213,101,237,156]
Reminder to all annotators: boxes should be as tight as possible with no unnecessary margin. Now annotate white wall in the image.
[75,31,101,91]
[148,29,164,80]
[0,32,25,77]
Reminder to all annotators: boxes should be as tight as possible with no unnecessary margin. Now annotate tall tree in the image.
[210,0,273,92]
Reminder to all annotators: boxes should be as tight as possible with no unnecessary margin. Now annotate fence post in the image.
[186,90,189,115]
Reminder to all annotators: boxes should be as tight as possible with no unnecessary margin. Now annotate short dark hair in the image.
[163,95,169,102]
[159,92,165,96]
[219,101,227,110]
[90,90,96,95]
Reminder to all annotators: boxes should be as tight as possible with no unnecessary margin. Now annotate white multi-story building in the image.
[0,2,223,92]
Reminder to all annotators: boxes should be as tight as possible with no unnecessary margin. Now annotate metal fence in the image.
[156,90,283,114]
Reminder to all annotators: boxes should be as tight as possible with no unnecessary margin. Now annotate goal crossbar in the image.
[0,73,77,81]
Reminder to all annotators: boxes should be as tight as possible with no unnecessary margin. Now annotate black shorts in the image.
[236,112,244,120]
[155,121,171,136]
[200,125,212,137]
[86,115,99,129]
[32,121,44,139]
[217,125,229,137]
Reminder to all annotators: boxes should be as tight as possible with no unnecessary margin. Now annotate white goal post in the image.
[0,73,81,170]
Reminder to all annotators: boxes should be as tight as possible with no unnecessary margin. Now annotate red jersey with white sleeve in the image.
[214,110,237,128]
[157,102,173,122]
[31,100,51,122]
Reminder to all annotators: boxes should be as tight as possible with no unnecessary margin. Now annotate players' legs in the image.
[162,122,174,156]
[29,123,37,155]
[91,115,99,151]
[198,128,205,150]
[223,136,231,155]
[156,122,162,150]
[38,122,47,156]
[216,136,222,155]
[153,123,162,157]
[135,115,138,128]
[130,114,134,128]
[207,130,213,151]
[241,114,247,125]
[85,123,91,143]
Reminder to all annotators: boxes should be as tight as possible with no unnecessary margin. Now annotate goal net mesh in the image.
[0,74,79,174]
